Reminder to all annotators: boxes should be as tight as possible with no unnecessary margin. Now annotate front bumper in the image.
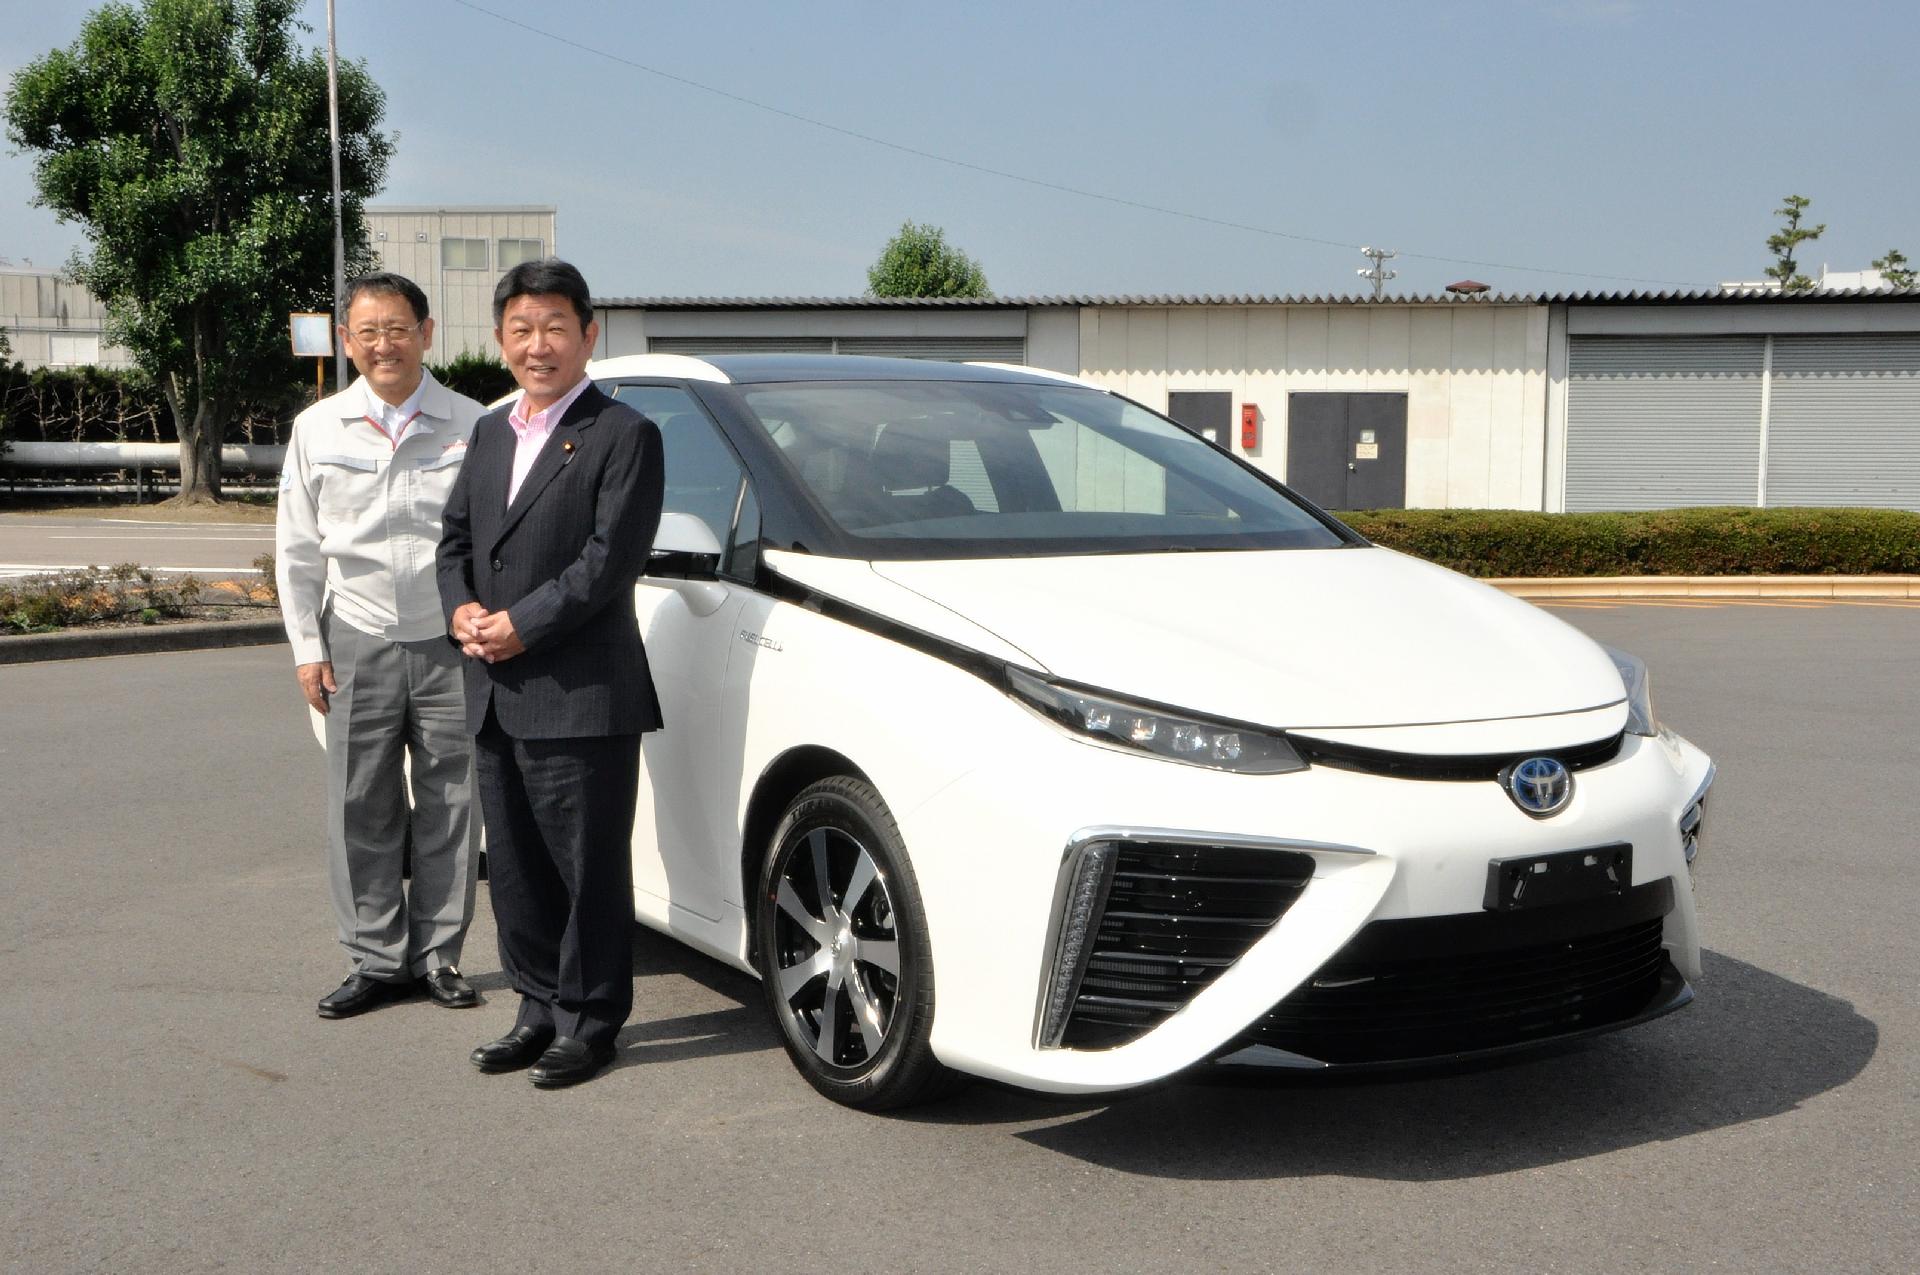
[899,722,1712,1095]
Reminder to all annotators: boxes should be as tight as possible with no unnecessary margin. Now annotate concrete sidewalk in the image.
[3,575,1917,665]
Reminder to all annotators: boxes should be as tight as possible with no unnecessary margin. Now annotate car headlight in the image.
[1602,645,1657,737]
[1006,668,1307,774]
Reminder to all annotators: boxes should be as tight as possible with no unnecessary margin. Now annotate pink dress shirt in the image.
[506,376,593,504]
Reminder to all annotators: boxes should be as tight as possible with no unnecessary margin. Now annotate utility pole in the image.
[325,0,347,390]
[1357,245,1398,299]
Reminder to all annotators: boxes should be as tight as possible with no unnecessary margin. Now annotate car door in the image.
[607,381,762,939]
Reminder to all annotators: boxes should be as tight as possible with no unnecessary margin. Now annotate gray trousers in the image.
[324,613,478,979]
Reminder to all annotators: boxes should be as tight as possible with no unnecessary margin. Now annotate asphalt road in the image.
[2,604,1914,1273]
[0,514,275,577]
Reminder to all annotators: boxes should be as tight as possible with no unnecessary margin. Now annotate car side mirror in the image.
[647,511,723,580]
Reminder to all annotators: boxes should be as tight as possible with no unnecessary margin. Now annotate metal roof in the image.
[595,287,1918,309]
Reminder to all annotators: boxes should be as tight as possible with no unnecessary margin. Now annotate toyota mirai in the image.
[597,353,1714,1110]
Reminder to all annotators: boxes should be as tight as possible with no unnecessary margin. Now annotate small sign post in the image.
[290,312,335,401]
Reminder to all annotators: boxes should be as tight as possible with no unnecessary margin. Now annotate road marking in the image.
[47,533,272,542]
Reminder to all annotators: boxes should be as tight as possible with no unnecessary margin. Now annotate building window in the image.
[497,238,544,269]
[48,333,100,366]
[441,237,488,270]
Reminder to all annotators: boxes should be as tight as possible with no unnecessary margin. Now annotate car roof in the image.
[585,352,1100,389]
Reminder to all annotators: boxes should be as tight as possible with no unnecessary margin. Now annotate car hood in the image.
[865,546,1625,730]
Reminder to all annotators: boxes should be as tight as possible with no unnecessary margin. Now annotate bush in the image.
[0,564,202,634]
[0,360,300,446]
[1337,507,1920,577]
[427,351,516,405]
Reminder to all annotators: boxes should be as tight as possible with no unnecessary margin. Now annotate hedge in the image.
[1336,507,1920,577]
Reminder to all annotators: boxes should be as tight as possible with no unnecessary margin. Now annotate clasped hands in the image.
[451,601,525,663]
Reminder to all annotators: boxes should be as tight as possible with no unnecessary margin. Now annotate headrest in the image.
[870,422,951,491]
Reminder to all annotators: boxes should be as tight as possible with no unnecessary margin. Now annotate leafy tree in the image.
[867,221,992,298]
[4,0,392,502]
[1764,194,1825,292]
[1872,249,1916,290]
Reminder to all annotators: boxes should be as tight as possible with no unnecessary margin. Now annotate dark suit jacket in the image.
[436,384,665,739]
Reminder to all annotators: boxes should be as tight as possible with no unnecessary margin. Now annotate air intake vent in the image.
[1058,842,1314,1049]
[1231,878,1676,1064]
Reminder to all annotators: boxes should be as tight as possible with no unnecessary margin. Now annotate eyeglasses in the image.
[348,322,422,346]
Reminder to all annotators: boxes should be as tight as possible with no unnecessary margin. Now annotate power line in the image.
[443,0,1699,289]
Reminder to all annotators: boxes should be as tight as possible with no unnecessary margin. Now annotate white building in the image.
[592,289,1920,512]
[0,264,134,370]
[363,205,556,359]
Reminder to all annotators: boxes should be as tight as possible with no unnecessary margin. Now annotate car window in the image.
[606,382,756,577]
[735,379,1344,558]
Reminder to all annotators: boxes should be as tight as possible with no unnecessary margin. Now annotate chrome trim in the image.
[1685,761,1717,813]
[1061,825,1377,860]
[1680,761,1716,866]
[1030,825,1377,1050]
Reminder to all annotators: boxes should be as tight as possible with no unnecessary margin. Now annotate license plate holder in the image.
[1483,843,1631,912]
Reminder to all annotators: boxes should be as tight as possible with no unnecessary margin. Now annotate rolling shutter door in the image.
[647,336,833,355]
[834,337,1025,362]
[1566,336,1764,511]
[1766,335,1920,509]
[647,335,1024,363]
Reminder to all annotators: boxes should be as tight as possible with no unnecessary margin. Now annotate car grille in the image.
[1288,730,1625,781]
[1228,878,1677,1065]
[1059,842,1314,1049]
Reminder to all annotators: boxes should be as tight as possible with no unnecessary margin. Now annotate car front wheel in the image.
[753,776,955,1110]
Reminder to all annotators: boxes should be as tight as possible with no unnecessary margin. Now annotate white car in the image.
[604,354,1713,1110]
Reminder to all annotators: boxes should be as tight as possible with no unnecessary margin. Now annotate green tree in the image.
[867,221,992,298]
[4,0,391,502]
[1764,194,1825,293]
[1872,249,1916,289]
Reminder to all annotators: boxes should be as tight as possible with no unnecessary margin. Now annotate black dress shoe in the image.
[316,972,411,1019]
[470,1024,556,1073]
[527,1036,615,1089]
[421,966,478,1008]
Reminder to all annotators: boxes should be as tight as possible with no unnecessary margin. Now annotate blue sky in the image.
[3,0,1914,299]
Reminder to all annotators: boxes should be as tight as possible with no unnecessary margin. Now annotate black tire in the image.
[753,776,959,1110]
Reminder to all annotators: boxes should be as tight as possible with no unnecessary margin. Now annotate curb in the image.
[0,618,285,665]
[1489,575,1920,599]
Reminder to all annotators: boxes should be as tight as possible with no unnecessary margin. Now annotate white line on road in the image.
[47,533,272,542]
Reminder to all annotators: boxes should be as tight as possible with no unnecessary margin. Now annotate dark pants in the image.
[474,713,642,1051]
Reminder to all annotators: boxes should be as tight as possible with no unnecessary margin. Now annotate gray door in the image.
[1285,392,1408,510]
[1167,390,1234,451]
[1565,336,1764,511]
[1767,334,1920,509]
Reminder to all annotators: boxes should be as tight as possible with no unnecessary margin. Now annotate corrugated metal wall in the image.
[1766,335,1920,508]
[1566,336,1765,510]
[647,335,1025,362]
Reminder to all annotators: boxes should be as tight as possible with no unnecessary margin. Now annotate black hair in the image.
[342,271,430,323]
[492,257,594,331]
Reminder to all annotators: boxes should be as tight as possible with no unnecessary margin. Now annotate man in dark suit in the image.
[436,258,664,1088]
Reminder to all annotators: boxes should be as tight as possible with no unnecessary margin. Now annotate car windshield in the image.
[736,378,1349,559]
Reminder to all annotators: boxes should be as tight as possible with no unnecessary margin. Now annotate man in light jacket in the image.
[276,271,487,1018]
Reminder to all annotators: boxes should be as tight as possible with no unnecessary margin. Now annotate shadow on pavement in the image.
[978,950,1876,1179]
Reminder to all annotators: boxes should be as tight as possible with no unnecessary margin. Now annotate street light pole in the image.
[325,0,347,391]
